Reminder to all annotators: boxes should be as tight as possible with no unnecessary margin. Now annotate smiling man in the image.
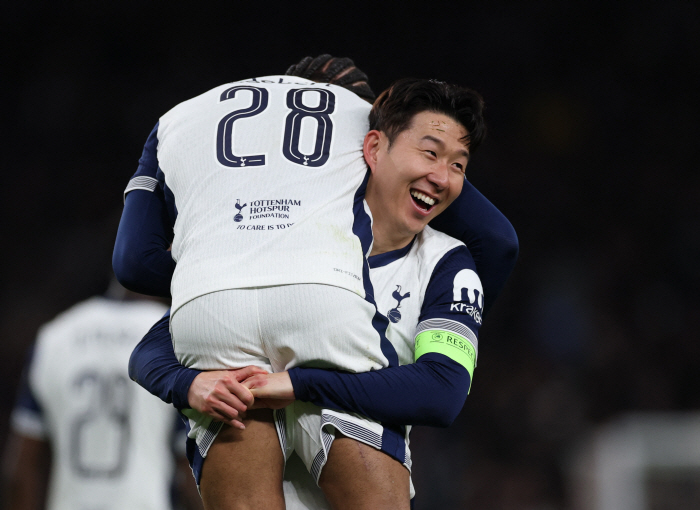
[127,77,505,509]
[365,110,469,254]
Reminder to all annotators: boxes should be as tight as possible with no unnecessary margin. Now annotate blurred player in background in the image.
[1,279,203,510]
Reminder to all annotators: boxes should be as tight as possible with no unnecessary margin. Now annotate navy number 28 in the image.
[216,86,335,168]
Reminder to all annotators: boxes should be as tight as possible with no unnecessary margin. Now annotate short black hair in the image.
[369,78,486,151]
[285,54,375,102]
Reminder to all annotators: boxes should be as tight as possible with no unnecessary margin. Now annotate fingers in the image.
[212,379,252,412]
[187,368,274,430]
[220,378,256,408]
[189,372,249,416]
[197,391,245,418]
[204,406,246,430]
[233,365,269,382]
[242,374,267,390]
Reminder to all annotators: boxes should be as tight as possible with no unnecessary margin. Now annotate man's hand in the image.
[187,366,268,430]
[243,372,296,410]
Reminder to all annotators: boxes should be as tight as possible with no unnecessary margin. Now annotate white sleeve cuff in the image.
[124,176,158,202]
[10,409,47,440]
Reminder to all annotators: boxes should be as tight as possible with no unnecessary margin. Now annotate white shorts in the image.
[174,284,395,480]
[275,402,415,500]
[283,452,331,510]
[171,284,389,373]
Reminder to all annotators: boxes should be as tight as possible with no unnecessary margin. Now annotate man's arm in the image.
[128,314,266,430]
[113,189,175,297]
[113,123,176,298]
[128,312,200,410]
[132,316,469,428]
[431,179,518,313]
[279,353,469,427]
[2,350,51,510]
[1,434,50,510]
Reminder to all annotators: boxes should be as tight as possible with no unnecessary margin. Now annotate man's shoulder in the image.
[417,228,480,299]
[415,226,472,266]
[37,296,106,335]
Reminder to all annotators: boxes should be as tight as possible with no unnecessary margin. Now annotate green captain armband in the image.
[415,330,477,386]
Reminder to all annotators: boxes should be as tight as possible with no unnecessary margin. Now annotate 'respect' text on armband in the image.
[414,330,477,390]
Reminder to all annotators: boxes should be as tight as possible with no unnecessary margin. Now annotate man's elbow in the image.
[112,242,141,293]
[112,244,171,297]
[127,346,141,384]
[504,228,519,266]
[419,386,469,427]
[493,218,519,266]
[423,400,465,427]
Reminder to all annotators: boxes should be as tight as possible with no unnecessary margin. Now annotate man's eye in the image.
[453,163,464,172]
[425,150,437,158]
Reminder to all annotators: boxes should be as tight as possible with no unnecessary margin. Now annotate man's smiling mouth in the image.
[410,190,436,211]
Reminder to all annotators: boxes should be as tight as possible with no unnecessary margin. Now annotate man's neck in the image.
[370,219,414,256]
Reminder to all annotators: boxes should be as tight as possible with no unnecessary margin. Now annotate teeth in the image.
[411,190,435,206]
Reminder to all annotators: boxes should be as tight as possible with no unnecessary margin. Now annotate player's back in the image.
[17,296,176,510]
[154,76,372,313]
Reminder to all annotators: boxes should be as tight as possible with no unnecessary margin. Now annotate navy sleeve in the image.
[10,346,48,439]
[13,347,43,417]
[430,179,518,313]
[128,310,201,410]
[113,123,176,297]
[289,352,469,427]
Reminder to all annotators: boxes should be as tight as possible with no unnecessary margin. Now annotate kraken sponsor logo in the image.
[450,269,484,324]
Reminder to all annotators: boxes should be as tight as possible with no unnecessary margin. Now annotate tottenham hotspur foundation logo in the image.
[234,199,247,222]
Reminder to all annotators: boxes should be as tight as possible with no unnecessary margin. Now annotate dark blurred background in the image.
[2,2,699,508]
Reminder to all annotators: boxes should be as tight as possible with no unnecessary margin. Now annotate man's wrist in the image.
[287,367,309,401]
[173,368,202,410]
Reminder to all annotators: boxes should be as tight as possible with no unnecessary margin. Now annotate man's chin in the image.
[405,217,430,235]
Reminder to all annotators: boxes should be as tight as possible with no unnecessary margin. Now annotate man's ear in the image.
[362,130,382,173]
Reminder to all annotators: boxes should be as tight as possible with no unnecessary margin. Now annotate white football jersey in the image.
[370,226,483,367]
[128,76,373,314]
[11,297,179,510]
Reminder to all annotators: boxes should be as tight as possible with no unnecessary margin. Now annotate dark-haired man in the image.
[116,58,517,509]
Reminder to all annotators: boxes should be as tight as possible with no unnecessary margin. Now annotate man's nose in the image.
[427,163,450,190]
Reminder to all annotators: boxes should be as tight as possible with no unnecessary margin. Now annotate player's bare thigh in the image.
[318,432,411,510]
[199,409,285,510]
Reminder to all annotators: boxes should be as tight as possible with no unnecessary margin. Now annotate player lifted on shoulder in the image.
[125,68,516,508]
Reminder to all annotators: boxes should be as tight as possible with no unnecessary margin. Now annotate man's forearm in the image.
[128,313,200,410]
[289,352,470,427]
